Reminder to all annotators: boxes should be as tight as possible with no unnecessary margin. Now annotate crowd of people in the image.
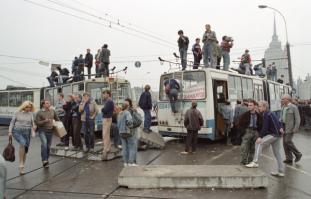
[6,84,154,175]
[47,45,111,87]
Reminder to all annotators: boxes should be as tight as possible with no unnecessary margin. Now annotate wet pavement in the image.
[1,126,311,199]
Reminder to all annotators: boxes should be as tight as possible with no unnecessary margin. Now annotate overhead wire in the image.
[0,74,32,87]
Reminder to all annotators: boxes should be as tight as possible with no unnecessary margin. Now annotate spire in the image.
[272,13,278,41]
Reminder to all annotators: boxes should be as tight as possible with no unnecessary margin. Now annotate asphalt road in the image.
[1,126,311,199]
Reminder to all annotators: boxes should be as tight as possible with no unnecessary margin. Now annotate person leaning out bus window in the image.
[8,101,36,175]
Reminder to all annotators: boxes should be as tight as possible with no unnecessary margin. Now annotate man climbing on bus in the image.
[164,78,180,113]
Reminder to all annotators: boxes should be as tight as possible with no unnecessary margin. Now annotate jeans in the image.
[102,118,112,153]
[203,43,212,68]
[222,51,230,71]
[179,48,188,70]
[121,131,138,164]
[72,117,82,148]
[240,129,257,165]
[38,130,53,162]
[253,135,284,172]
[0,155,6,199]
[283,133,301,161]
[87,66,92,79]
[244,63,251,75]
[193,54,202,69]
[168,88,179,113]
[143,109,152,131]
[82,119,95,149]
[111,123,120,147]
[100,62,109,77]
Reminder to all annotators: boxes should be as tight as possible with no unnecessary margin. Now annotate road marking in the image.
[210,146,239,161]
[261,154,311,177]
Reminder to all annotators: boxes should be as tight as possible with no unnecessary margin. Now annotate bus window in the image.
[111,83,131,105]
[159,74,173,100]
[235,76,242,99]
[183,71,205,100]
[21,92,33,102]
[87,82,109,105]
[247,79,253,99]
[0,92,8,106]
[269,83,276,100]
[45,89,53,104]
[53,88,59,106]
[275,85,280,99]
[259,85,264,100]
[228,75,237,100]
[9,92,22,107]
[62,85,72,98]
[242,78,248,98]
[254,85,259,101]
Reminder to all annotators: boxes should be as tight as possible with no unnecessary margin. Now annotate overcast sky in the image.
[0,0,310,90]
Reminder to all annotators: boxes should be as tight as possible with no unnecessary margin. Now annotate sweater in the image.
[102,99,114,118]
[35,108,59,131]
[9,111,34,133]
[259,110,282,138]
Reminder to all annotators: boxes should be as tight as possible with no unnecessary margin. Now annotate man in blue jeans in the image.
[177,30,189,70]
[35,100,60,168]
[202,24,217,68]
[139,84,153,133]
[221,36,233,71]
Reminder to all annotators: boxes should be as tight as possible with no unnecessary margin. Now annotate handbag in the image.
[2,136,15,162]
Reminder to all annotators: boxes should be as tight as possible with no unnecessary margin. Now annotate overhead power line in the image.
[0,74,32,87]
[24,0,176,50]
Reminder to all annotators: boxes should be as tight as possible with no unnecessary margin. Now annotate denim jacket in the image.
[117,110,133,134]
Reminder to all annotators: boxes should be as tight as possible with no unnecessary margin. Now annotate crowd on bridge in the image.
[177,24,281,83]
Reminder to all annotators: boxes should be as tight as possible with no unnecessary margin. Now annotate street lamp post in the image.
[258,5,293,87]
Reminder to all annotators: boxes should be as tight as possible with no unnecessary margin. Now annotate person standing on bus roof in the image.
[8,101,36,175]
[240,49,252,75]
[139,84,153,133]
[245,101,285,177]
[100,44,111,77]
[202,24,217,68]
[177,30,189,71]
[281,94,302,164]
[192,38,202,69]
[95,49,101,78]
[79,92,98,153]
[77,54,85,81]
[35,99,60,168]
[237,100,262,165]
[101,90,114,160]
[221,36,233,71]
[85,49,93,80]
[181,101,203,155]
[164,78,180,113]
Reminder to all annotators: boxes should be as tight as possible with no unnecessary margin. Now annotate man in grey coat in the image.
[281,94,302,164]
[99,44,111,77]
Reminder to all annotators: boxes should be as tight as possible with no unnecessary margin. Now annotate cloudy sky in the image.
[0,0,310,90]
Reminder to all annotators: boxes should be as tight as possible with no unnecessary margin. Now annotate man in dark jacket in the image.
[100,44,111,77]
[181,101,203,154]
[164,78,180,113]
[77,54,85,81]
[237,100,262,165]
[245,101,285,177]
[177,30,189,70]
[139,84,153,133]
[85,49,93,79]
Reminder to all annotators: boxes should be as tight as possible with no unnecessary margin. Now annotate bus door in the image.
[213,79,228,138]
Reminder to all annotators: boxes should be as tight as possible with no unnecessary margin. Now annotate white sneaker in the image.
[123,163,128,167]
[129,163,138,166]
[245,162,259,168]
[270,171,284,177]
[64,147,69,151]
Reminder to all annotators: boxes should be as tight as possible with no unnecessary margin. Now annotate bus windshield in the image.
[159,71,206,100]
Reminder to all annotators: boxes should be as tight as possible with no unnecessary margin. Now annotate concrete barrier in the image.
[118,165,268,189]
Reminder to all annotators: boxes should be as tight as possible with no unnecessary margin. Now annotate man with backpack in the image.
[117,98,141,166]
[101,90,114,160]
[164,78,180,113]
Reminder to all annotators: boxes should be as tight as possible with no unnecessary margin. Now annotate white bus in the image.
[43,77,132,131]
[157,68,291,140]
[0,88,41,125]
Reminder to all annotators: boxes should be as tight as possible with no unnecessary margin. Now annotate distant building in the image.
[296,74,311,100]
[264,16,289,84]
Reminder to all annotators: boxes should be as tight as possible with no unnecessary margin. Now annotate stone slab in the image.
[118,165,268,189]
[137,129,165,149]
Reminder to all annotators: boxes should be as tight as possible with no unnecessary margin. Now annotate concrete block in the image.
[118,165,268,189]
[137,129,165,149]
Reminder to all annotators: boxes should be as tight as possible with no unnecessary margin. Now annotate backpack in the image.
[129,109,142,128]
[2,136,15,162]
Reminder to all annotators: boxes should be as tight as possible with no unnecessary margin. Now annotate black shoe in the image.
[43,161,49,168]
[148,129,153,133]
[295,153,302,162]
[283,159,293,164]
[56,142,65,147]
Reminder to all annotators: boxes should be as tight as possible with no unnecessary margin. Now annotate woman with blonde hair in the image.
[8,101,36,175]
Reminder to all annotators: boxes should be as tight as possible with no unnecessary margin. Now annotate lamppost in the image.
[258,5,293,87]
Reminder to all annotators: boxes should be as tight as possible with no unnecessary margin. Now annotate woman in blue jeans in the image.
[8,101,36,175]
